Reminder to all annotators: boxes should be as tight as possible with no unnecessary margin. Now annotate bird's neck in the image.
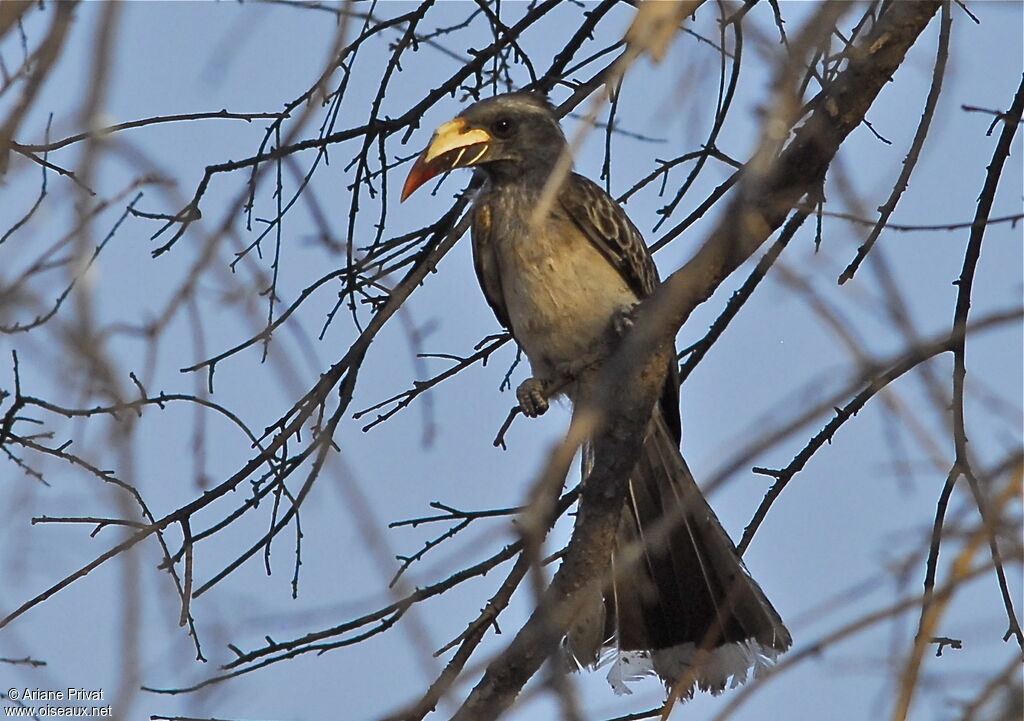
[482,155,570,189]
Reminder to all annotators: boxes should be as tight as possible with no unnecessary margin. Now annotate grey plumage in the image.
[403,90,791,697]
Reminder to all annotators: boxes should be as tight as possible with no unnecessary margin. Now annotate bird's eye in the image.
[492,117,515,137]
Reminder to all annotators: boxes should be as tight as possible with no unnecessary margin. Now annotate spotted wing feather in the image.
[558,173,660,298]
[559,173,680,442]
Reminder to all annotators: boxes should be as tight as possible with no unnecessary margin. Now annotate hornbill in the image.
[402,91,791,697]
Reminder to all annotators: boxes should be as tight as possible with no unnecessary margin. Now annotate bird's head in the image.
[401,92,568,201]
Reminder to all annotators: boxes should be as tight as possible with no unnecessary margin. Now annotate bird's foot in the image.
[516,377,550,418]
[610,303,639,340]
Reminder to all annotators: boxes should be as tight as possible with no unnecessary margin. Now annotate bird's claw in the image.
[610,303,639,340]
[516,377,549,417]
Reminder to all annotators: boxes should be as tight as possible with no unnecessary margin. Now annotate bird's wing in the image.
[470,198,512,331]
[558,173,660,298]
[559,172,681,442]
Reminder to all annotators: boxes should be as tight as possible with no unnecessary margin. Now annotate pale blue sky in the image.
[1,3,1021,721]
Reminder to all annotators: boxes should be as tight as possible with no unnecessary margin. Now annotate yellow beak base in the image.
[401,119,492,201]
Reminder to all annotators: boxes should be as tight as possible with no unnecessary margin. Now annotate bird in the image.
[401,91,791,698]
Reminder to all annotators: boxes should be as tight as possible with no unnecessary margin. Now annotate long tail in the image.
[566,406,792,697]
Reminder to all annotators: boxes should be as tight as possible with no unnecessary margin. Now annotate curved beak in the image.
[401,118,492,202]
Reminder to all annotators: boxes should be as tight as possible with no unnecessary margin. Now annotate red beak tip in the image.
[400,177,420,203]
[401,155,431,202]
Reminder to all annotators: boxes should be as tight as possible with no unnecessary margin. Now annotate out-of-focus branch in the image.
[893,459,1023,721]
[0,2,75,175]
[0,2,33,42]
[713,486,1022,721]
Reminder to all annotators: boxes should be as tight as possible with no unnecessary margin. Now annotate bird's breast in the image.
[492,204,637,382]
